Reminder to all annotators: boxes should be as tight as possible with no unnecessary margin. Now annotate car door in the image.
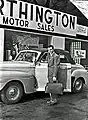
[14,51,40,92]
[59,54,71,92]
[14,51,39,75]
[35,52,48,91]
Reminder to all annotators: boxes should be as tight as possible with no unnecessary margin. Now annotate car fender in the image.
[0,71,37,93]
[71,69,88,84]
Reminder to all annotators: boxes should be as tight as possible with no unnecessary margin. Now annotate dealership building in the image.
[0,0,88,68]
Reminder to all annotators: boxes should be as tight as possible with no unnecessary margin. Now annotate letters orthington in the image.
[0,0,77,35]
[0,0,4,15]
[1,0,76,30]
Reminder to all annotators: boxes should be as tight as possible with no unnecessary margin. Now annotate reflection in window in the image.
[15,52,37,62]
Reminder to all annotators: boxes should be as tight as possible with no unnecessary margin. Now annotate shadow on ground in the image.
[21,92,49,103]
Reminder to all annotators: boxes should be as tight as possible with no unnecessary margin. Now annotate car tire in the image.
[72,78,83,93]
[0,82,23,104]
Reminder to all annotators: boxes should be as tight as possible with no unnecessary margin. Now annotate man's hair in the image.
[48,45,54,49]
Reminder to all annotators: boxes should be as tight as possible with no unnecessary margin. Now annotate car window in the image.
[15,52,25,61]
[60,54,69,63]
[40,52,48,63]
[40,52,69,63]
[60,53,75,64]
[15,52,38,63]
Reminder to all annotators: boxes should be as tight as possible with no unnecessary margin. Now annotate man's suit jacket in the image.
[48,51,60,82]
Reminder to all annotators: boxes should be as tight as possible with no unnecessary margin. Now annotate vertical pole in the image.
[0,28,4,62]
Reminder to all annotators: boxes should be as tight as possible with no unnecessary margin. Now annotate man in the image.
[11,44,17,60]
[47,45,60,105]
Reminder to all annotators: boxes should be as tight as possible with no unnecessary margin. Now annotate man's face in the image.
[48,47,54,54]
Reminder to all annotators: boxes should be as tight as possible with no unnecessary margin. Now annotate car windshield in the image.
[14,52,38,63]
[66,54,75,64]
[69,56,75,64]
[55,50,75,64]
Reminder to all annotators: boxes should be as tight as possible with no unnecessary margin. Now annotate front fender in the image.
[71,69,88,84]
[0,71,37,93]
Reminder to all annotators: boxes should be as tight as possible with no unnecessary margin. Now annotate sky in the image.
[70,0,88,19]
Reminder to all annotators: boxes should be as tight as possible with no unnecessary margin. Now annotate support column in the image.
[0,28,4,62]
[50,36,65,49]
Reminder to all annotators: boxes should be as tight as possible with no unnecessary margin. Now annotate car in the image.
[0,48,88,104]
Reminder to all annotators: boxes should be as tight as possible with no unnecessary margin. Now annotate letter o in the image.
[9,18,14,25]
[20,20,24,26]
[62,14,69,27]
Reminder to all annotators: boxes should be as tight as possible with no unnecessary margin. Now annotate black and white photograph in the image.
[0,0,88,119]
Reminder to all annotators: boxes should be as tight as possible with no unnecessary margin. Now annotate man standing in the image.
[11,44,17,60]
[47,45,60,105]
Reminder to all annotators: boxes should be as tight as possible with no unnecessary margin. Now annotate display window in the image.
[65,38,88,69]
[4,29,49,61]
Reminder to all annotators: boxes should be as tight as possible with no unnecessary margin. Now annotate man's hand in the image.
[53,76,56,82]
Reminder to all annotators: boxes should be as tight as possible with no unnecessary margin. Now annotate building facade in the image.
[0,0,88,68]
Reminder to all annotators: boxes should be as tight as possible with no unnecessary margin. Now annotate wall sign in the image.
[75,50,86,59]
[77,24,87,36]
[0,0,77,36]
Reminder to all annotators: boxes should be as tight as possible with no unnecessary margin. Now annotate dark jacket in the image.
[48,51,60,82]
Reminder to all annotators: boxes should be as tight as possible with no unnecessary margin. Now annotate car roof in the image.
[19,48,69,55]
[31,48,69,54]
[54,49,69,55]
[31,48,47,52]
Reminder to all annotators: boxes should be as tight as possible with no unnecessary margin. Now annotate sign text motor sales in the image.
[0,0,77,36]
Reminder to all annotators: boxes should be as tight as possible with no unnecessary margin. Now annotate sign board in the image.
[0,0,77,36]
[77,24,87,36]
[74,50,86,59]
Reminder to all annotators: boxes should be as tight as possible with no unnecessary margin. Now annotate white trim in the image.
[5,28,51,37]
[66,37,88,42]
[64,89,71,92]
[36,88,71,92]
[37,88,45,91]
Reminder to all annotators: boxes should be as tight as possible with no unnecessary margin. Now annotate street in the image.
[0,86,88,120]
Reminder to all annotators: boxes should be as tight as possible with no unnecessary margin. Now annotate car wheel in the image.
[0,82,23,104]
[72,78,83,93]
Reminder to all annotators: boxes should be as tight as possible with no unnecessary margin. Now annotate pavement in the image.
[0,86,88,120]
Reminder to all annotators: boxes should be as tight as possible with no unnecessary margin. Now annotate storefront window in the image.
[4,29,49,61]
[65,38,88,69]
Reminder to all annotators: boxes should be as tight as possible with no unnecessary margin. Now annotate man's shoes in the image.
[50,99,58,105]
[47,99,58,105]
[47,100,51,104]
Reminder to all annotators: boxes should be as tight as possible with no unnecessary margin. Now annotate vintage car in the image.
[0,48,88,104]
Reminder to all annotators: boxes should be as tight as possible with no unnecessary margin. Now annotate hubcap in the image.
[75,80,82,91]
[6,86,20,101]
